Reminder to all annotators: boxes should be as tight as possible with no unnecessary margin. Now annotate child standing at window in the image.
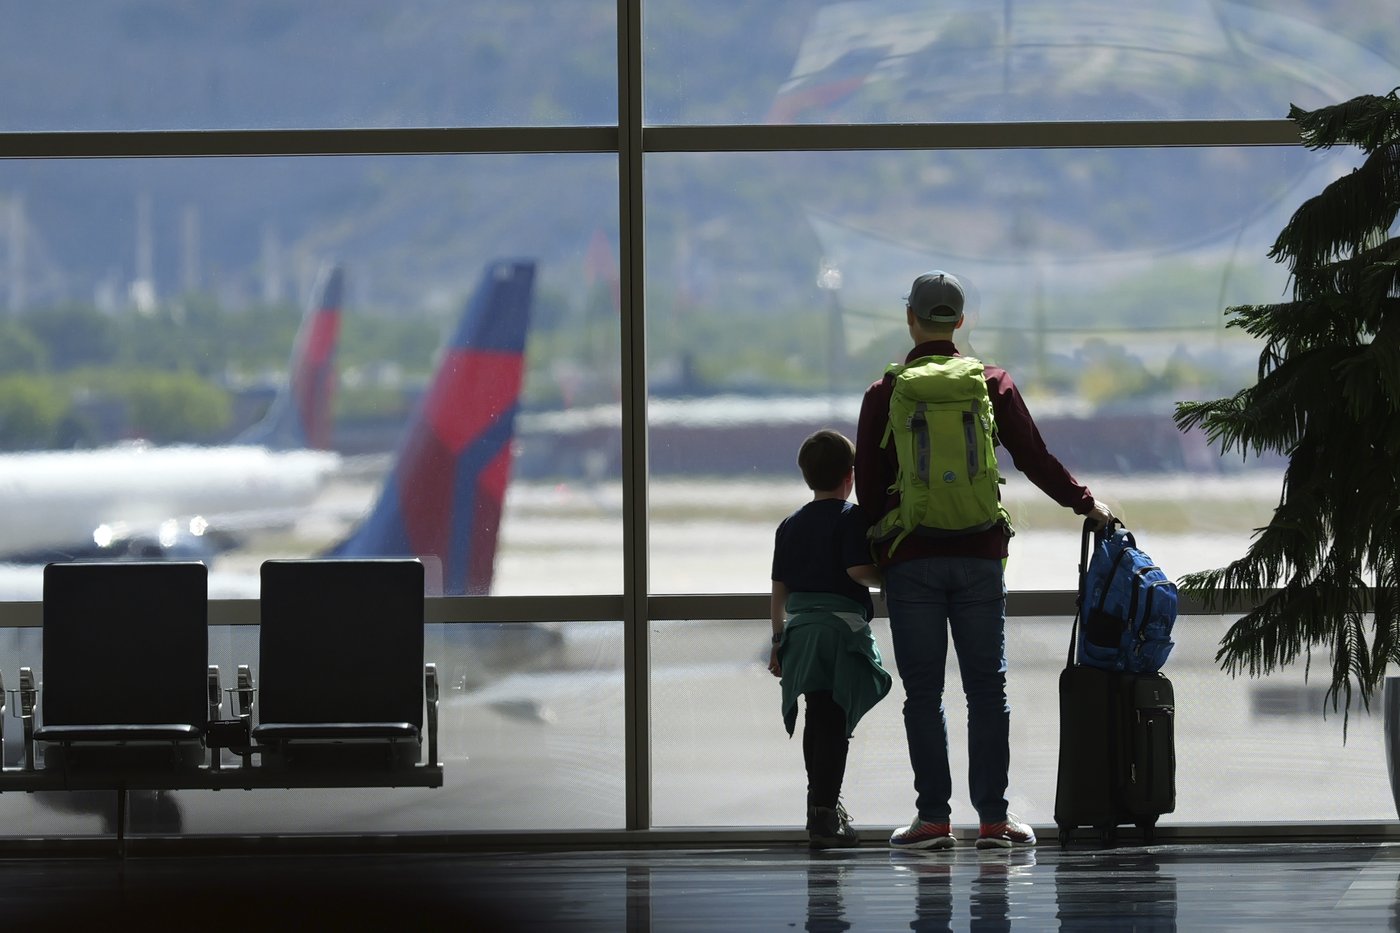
[770,429,892,848]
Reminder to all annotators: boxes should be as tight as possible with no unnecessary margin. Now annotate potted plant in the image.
[1172,87,1399,798]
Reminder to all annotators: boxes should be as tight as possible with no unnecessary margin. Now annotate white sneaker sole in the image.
[889,835,956,850]
[975,836,1036,849]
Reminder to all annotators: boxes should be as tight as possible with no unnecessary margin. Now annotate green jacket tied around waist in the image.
[778,591,892,737]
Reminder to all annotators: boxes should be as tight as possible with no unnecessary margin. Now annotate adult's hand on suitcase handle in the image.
[1084,501,1115,532]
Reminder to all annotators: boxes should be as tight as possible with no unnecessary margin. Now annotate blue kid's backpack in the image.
[1075,520,1177,673]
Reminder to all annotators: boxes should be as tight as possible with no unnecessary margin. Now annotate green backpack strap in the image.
[870,361,911,550]
[878,362,902,452]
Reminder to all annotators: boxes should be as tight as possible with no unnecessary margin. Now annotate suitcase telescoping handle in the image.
[1067,516,1125,669]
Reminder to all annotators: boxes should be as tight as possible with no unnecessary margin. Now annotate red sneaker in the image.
[976,814,1037,849]
[889,817,956,850]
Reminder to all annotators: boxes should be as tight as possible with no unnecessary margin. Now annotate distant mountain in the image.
[3,2,1398,333]
[0,4,819,314]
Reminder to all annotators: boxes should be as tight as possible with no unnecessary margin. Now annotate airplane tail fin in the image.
[236,263,344,450]
[329,259,536,595]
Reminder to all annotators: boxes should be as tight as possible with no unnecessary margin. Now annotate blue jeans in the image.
[885,556,1009,824]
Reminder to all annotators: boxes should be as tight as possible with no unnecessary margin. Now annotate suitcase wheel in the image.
[1136,819,1157,845]
[1057,827,1071,849]
[1099,825,1117,848]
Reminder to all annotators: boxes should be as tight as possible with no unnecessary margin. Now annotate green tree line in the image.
[0,299,440,450]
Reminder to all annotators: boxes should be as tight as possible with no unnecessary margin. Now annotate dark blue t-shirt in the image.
[771,498,875,621]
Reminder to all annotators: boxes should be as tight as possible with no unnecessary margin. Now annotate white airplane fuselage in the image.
[0,442,341,558]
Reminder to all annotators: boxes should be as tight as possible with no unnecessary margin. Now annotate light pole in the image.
[816,259,845,419]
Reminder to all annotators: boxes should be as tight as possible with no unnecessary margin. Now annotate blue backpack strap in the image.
[1068,516,1124,669]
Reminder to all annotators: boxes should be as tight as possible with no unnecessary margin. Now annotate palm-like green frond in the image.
[1173,344,1363,460]
[1289,87,1400,153]
[1269,144,1400,277]
[1178,88,1400,734]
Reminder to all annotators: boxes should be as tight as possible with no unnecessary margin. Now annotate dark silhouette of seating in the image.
[33,561,209,773]
[27,561,208,848]
[0,558,440,853]
[253,558,427,771]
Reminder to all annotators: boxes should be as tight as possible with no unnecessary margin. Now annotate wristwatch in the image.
[771,632,783,645]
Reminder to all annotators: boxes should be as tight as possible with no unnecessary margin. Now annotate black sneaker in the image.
[808,804,860,849]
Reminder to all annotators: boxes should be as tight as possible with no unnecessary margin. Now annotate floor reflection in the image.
[0,840,1394,930]
[636,842,1381,932]
[889,848,1037,933]
[1053,850,1178,932]
[805,858,852,933]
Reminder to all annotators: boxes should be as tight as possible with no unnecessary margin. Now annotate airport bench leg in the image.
[115,785,128,859]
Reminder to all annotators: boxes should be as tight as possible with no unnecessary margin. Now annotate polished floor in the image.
[0,839,1397,930]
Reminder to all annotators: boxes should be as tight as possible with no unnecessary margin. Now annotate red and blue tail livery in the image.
[331,260,536,595]
[237,263,344,451]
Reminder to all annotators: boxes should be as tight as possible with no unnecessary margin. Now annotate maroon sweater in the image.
[854,340,1095,565]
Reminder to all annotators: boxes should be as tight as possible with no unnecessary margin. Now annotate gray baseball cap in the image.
[904,270,965,323]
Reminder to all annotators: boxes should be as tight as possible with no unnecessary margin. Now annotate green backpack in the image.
[871,354,1010,553]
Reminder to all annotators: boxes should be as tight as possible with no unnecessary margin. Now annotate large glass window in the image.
[0,154,622,597]
[2,0,1390,839]
[0,1,617,131]
[643,144,1355,593]
[0,620,626,833]
[651,617,1392,827]
[645,0,1400,125]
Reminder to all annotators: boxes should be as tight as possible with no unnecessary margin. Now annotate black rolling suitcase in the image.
[1054,522,1176,847]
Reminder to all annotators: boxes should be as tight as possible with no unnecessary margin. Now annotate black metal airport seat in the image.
[32,561,209,774]
[252,559,430,772]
